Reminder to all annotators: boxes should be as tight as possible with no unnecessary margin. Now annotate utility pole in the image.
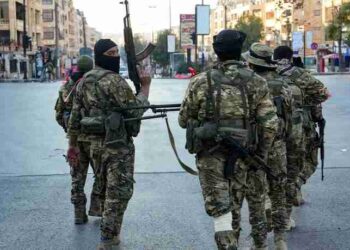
[82,14,87,48]
[23,0,27,80]
[201,0,205,71]
[55,1,60,79]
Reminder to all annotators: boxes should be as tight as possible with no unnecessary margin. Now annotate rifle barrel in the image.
[124,114,167,122]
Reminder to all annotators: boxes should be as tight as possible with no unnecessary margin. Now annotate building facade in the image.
[0,0,42,78]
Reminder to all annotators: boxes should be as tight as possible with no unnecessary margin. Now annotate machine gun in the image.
[120,0,156,94]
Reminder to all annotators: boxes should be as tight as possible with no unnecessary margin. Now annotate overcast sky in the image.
[74,0,218,35]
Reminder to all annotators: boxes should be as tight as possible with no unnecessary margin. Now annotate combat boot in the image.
[74,207,88,224]
[89,196,102,217]
[285,217,296,231]
[97,235,120,250]
[274,232,288,250]
[214,231,237,250]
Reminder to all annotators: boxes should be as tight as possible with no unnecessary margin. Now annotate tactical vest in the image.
[266,77,290,138]
[78,69,139,148]
[186,65,257,154]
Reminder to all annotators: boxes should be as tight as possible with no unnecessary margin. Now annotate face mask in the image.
[95,55,120,74]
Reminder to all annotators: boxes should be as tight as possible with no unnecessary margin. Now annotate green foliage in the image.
[152,29,180,67]
[234,15,264,51]
[153,30,170,67]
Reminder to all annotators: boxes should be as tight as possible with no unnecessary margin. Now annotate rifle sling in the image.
[165,116,198,176]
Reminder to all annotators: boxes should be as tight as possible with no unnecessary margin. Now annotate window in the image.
[42,0,53,5]
[16,2,25,20]
[42,10,53,22]
[0,2,9,20]
[43,27,55,39]
[314,10,321,16]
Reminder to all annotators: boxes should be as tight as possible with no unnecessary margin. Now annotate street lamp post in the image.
[23,0,27,80]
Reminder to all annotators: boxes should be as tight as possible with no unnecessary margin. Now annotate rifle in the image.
[119,104,181,122]
[117,103,197,175]
[208,136,277,180]
[120,0,156,94]
[318,118,326,181]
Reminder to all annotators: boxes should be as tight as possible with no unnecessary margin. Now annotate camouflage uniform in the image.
[279,68,304,217]
[179,60,278,249]
[276,60,328,189]
[242,44,293,249]
[55,57,101,220]
[68,66,149,239]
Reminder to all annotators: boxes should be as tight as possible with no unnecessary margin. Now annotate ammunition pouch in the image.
[80,116,106,134]
[185,119,203,154]
[125,118,141,137]
[104,112,128,149]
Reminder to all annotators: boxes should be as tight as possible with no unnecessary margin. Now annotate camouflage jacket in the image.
[55,79,76,130]
[258,70,293,139]
[178,60,278,158]
[68,67,149,142]
[276,60,328,106]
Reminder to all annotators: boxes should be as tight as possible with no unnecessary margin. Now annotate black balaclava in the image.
[213,29,246,61]
[94,39,120,74]
[273,46,293,61]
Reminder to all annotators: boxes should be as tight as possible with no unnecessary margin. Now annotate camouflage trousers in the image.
[70,141,101,209]
[90,140,135,239]
[196,149,248,249]
[266,139,288,234]
[299,126,319,185]
[286,115,304,216]
[231,169,267,248]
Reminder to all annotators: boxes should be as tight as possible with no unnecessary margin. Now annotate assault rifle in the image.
[213,136,277,180]
[120,0,156,94]
[121,104,181,122]
[117,103,197,175]
[318,118,326,181]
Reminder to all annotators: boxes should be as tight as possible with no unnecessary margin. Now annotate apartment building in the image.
[0,0,42,78]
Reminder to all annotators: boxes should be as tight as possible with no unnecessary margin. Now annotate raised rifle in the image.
[318,118,326,181]
[120,0,156,94]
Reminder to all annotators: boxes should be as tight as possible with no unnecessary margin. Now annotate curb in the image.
[0,79,58,83]
[312,72,350,76]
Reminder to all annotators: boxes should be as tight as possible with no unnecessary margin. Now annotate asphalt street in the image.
[0,75,350,249]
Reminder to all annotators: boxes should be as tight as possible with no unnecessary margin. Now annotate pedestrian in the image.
[274,46,329,206]
[178,30,278,250]
[241,43,292,250]
[55,55,105,224]
[67,39,151,249]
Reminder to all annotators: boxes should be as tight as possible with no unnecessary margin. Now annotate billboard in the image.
[292,32,303,51]
[196,5,210,35]
[167,35,176,53]
[180,14,196,49]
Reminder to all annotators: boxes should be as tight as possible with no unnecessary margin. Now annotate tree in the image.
[152,29,171,68]
[235,15,264,51]
[325,2,350,71]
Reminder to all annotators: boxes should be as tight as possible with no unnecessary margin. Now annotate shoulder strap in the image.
[206,70,215,121]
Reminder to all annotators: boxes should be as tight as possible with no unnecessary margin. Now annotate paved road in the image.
[0,76,350,249]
